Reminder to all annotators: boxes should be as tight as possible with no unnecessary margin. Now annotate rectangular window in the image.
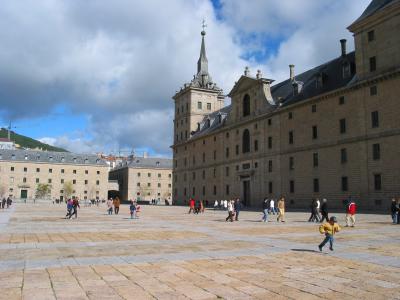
[370,85,377,96]
[202,152,205,163]
[368,30,375,42]
[289,131,294,144]
[192,172,196,180]
[61,169,64,174]
[49,168,52,173]
[85,170,88,174]
[213,168,216,178]
[313,153,319,167]
[268,118,272,126]
[36,168,40,172]
[73,170,76,174]
[23,177,27,183]
[137,172,141,177]
[311,104,317,113]
[202,170,205,180]
[213,150,216,160]
[290,180,295,193]
[235,145,239,155]
[225,166,229,177]
[193,187,196,196]
[61,179,64,184]
[254,140,258,151]
[374,174,382,190]
[84,180,88,185]
[268,181,273,194]
[341,148,347,164]
[158,173,161,178]
[339,96,345,105]
[340,118,346,134]
[36,178,39,183]
[288,112,293,119]
[341,176,348,191]
[226,184,230,195]
[147,182,151,187]
[148,173,151,177]
[24,167,27,172]
[48,179,52,184]
[369,56,376,72]
[158,183,161,188]
[10,166,14,171]
[226,147,229,158]
[268,160,273,173]
[373,143,380,160]
[73,179,76,184]
[197,101,202,109]
[312,126,318,139]
[289,157,294,170]
[268,137,272,149]
[202,186,205,196]
[313,178,319,193]
[371,111,379,128]
[213,185,217,195]
[207,103,211,110]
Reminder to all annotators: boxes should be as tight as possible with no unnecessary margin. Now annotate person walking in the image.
[308,199,317,222]
[113,197,120,215]
[320,198,329,223]
[107,198,113,215]
[397,198,400,225]
[65,198,73,219]
[188,197,195,214]
[70,197,80,219]
[269,198,275,215]
[234,198,242,221]
[318,216,341,251]
[277,197,285,222]
[214,200,218,210]
[130,200,137,219]
[223,199,228,211]
[225,200,234,222]
[262,198,269,222]
[2,197,6,209]
[391,198,398,224]
[345,199,357,227]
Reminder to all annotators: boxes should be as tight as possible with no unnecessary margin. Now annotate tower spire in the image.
[197,20,208,75]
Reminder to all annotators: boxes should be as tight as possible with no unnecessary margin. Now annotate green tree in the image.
[63,181,74,200]
[35,183,52,200]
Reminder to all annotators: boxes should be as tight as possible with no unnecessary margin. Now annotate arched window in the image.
[243,94,250,117]
[242,129,250,153]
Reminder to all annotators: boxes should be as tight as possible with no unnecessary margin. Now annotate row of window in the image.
[176,102,212,115]
[0,154,102,164]
[2,167,101,175]
[136,182,172,188]
[136,172,171,178]
[175,174,383,197]
[8,177,100,185]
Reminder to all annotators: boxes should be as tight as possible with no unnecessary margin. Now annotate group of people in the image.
[225,198,242,222]
[107,197,121,215]
[65,197,80,219]
[262,197,286,222]
[391,198,400,224]
[188,198,205,214]
[0,197,12,209]
[308,197,357,227]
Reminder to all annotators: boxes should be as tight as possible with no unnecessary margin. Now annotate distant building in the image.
[0,138,15,150]
[172,0,400,209]
[109,155,172,203]
[0,149,115,201]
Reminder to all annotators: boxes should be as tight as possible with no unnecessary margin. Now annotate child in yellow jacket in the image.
[319,216,341,251]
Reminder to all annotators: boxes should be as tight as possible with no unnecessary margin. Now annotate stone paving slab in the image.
[0,204,399,299]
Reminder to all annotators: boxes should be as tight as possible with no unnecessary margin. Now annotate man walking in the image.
[277,197,285,222]
[234,198,241,221]
[320,198,329,223]
[269,198,275,215]
[262,198,269,222]
[113,197,120,215]
[345,199,357,227]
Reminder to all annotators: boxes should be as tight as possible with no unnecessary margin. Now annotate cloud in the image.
[0,0,371,156]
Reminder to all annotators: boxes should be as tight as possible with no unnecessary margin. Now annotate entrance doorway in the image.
[242,180,250,206]
[20,189,28,199]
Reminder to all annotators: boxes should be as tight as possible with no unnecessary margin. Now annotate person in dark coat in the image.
[308,199,320,222]
[391,198,398,224]
[320,198,329,223]
[234,198,242,221]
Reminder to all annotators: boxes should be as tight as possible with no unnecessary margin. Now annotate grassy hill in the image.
[0,128,68,152]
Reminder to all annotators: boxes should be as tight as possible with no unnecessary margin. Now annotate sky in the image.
[0,0,371,157]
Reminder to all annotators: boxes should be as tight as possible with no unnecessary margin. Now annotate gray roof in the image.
[114,157,172,170]
[351,0,396,25]
[187,51,356,140]
[0,149,107,166]
[272,51,356,107]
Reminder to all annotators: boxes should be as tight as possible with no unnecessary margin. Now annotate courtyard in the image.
[0,203,399,300]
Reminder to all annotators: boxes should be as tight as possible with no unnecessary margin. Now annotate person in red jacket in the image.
[188,197,195,214]
[345,198,356,227]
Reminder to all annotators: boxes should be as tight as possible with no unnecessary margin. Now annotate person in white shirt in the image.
[269,199,275,215]
[214,200,219,210]
[223,199,228,210]
[225,200,234,222]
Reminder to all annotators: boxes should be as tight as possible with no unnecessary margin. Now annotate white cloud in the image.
[0,0,372,156]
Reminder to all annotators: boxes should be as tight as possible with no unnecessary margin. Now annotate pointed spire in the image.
[197,21,208,75]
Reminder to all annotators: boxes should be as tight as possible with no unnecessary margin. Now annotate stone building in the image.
[109,155,173,202]
[0,149,111,201]
[172,0,400,210]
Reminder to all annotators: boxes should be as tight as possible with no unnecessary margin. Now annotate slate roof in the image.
[189,51,356,139]
[351,0,396,25]
[0,149,107,166]
[114,157,172,170]
[272,51,356,107]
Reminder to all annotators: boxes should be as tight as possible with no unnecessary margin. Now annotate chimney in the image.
[340,39,347,57]
[244,66,250,76]
[256,69,262,79]
[289,64,295,81]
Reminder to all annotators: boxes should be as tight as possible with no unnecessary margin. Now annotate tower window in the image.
[242,129,250,153]
[243,94,250,117]
[197,102,202,109]
[371,111,379,128]
[369,56,376,72]
[368,30,375,42]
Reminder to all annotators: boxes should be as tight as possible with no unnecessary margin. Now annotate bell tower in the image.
[172,23,224,144]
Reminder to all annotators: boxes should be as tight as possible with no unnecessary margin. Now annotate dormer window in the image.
[292,81,303,95]
[49,156,53,162]
[37,155,40,160]
[156,161,160,166]
[84,158,88,164]
[61,157,65,162]
[24,155,28,160]
[11,154,15,160]
[73,158,77,163]
[218,114,222,124]
[197,122,200,131]
[342,61,350,79]
[206,118,211,128]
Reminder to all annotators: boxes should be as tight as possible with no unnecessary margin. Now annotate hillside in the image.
[0,128,68,152]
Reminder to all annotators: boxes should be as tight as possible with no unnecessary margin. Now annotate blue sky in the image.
[0,0,370,156]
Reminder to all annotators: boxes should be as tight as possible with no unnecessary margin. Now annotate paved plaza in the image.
[0,203,399,300]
